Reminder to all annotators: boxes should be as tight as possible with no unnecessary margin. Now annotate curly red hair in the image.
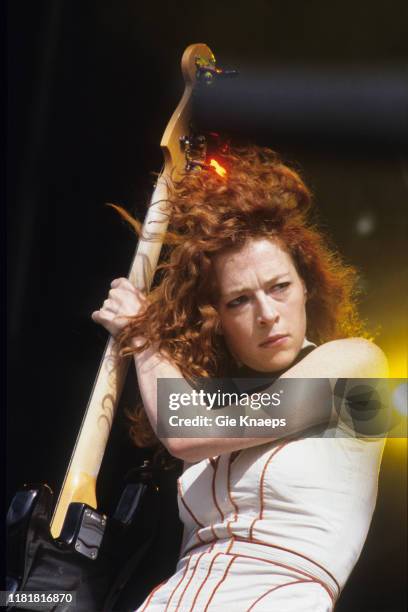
[114,145,366,449]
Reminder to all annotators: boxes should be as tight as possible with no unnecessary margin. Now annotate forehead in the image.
[213,237,296,289]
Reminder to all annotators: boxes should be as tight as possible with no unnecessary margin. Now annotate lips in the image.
[259,334,289,347]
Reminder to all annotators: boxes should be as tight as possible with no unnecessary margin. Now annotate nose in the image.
[256,294,279,326]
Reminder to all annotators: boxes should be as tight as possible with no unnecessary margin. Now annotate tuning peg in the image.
[180,134,206,150]
[195,54,238,86]
[196,65,239,85]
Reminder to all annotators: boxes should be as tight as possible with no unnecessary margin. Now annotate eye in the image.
[270,282,291,293]
[226,295,249,308]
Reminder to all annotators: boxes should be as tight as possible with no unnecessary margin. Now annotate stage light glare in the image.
[355,212,376,236]
[392,382,408,417]
[209,159,227,177]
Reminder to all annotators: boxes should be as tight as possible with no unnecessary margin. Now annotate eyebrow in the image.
[221,273,290,299]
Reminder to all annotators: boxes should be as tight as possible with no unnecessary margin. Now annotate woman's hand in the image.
[91,277,147,338]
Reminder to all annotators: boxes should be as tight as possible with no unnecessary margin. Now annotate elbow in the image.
[327,337,390,378]
[370,343,389,378]
[351,338,389,378]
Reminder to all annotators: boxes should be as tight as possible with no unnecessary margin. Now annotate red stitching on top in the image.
[164,556,192,612]
[174,551,207,612]
[226,550,336,604]
[181,539,338,603]
[233,536,340,594]
[183,538,218,557]
[188,552,222,611]
[172,540,338,606]
[248,443,288,539]
[195,531,209,545]
[178,478,205,528]
[226,453,239,538]
[247,579,315,611]
[203,555,238,611]
[139,576,170,612]
[226,537,235,553]
[209,457,217,469]
[211,456,224,521]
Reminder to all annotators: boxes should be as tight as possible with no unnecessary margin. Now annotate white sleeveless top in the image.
[138,340,385,610]
[178,431,384,595]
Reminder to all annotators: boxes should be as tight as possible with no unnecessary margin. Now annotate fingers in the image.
[100,297,114,311]
[91,309,113,328]
[92,277,147,336]
[110,277,137,291]
[110,277,126,288]
[109,278,146,301]
[92,297,119,324]
[91,309,124,337]
[91,309,108,323]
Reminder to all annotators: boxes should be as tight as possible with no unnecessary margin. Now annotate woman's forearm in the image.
[132,344,285,461]
[133,342,184,433]
[132,343,327,462]
[132,337,388,463]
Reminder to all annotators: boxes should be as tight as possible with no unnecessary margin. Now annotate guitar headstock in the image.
[160,43,216,179]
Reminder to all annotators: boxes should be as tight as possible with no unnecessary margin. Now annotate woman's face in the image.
[214,237,307,372]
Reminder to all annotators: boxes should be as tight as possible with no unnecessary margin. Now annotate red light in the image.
[209,158,227,178]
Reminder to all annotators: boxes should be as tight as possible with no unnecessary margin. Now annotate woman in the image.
[92,146,388,611]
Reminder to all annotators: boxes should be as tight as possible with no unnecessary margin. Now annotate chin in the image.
[253,347,298,373]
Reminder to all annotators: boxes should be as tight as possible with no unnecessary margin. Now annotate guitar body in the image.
[7,468,164,612]
[7,464,182,611]
[8,483,113,611]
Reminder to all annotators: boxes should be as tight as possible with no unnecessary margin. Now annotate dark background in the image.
[7,1,407,610]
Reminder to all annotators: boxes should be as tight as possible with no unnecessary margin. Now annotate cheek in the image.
[292,292,306,312]
[220,312,251,348]
[274,289,306,331]
[290,293,307,329]
[289,281,306,306]
[221,314,243,340]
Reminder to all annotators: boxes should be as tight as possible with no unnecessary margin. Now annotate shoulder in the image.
[319,338,388,377]
[285,337,389,378]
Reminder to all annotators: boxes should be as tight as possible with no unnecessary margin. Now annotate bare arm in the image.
[133,337,388,462]
[92,278,389,462]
